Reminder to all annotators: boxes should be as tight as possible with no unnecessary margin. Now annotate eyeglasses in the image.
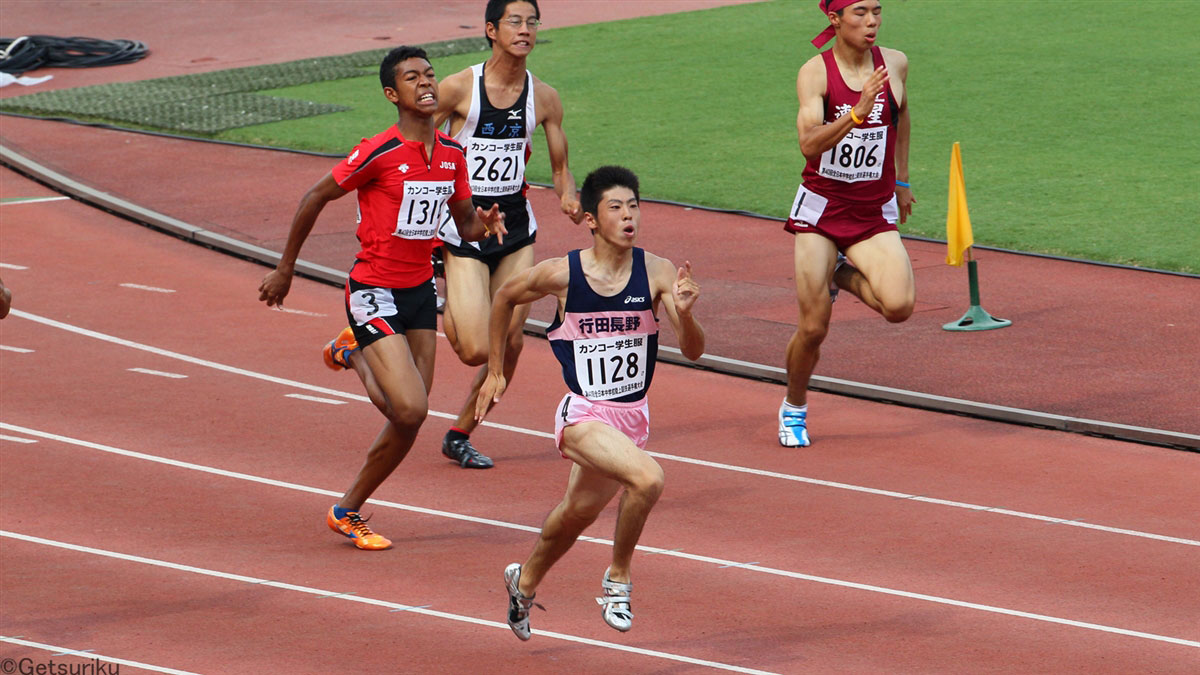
[500,17,542,29]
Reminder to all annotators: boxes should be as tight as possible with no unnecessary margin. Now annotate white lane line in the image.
[119,283,176,293]
[0,345,34,353]
[276,307,327,317]
[8,308,1197,549]
[648,452,1200,547]
[3,422,1197,649]
[285,393,347,405]
[0,263,30,269]
[0,196,71,205]
[128,367,187,379]
[0,635,199,675]
[0,434,37,444]
[0,531,779,675]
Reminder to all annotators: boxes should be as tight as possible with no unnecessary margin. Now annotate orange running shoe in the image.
[326,505,392,550]
[322,326,357,371]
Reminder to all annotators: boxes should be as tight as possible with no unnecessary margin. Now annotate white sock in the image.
[782,400,807,413]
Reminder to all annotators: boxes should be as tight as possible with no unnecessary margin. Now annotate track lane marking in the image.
[128,367,187,379]
[9,308,1197,549]
[119,283,175,293]
[0,635,200,675]
[3,422,1197,649]
[0,531,780,675]
[0,345,34,353]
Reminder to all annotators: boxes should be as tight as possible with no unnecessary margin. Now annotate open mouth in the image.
[418,92,435,104]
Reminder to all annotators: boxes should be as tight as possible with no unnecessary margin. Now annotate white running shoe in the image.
[778,400,811,447]
[504,563,541,641]
[596,567,633,632]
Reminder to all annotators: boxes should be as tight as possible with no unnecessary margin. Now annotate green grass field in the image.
[18,0,1200,272]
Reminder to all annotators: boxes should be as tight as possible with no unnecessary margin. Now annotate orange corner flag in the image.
[946,142,974,266]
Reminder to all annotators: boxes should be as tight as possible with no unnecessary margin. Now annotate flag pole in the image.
[943,143,1010,331]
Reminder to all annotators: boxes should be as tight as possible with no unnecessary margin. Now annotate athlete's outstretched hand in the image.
[896,185,915,224]
[475,371,507,423]
[258,268,293,308]
[561,193,583,224]
[853,66,889,121]
[673,261,699,315]
[477,203,508,245]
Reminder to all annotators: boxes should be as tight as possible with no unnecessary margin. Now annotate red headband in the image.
[811,0,860,49]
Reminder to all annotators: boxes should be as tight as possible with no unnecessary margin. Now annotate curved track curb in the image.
[3,143,1196,451]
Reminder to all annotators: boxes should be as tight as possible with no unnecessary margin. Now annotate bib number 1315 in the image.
[395,180,454,239]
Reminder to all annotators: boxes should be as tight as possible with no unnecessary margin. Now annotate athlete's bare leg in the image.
[442,253,493,365]
[337,329,436,510]
[451,247,534,432]
[516,422,664,596]
[842,230,915,323]
[785,233,839,406]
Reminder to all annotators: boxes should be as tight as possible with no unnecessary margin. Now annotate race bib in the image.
[819,126,888,183]
[466,139,525,196]
[395,180,453,239]
[573,335,648,401]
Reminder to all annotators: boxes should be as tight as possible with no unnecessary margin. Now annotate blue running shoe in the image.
[778,401,811,447]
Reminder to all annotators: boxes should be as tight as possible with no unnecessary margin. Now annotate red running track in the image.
[2,166,1199,673]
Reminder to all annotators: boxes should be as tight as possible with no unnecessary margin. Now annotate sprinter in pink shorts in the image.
[476,166,704,640]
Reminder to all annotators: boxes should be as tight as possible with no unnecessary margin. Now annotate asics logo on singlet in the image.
[623,295,645,304]
[507,109,521,120]
[440,161,456,170]
[398,163,410,173]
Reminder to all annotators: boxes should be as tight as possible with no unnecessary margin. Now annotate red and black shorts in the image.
[344,274,437,349]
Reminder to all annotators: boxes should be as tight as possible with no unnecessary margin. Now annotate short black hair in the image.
[580,166,640,217]
[379,46,429,90]
[485,0,541,46]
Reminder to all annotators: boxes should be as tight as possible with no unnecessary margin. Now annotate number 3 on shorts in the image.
[349,287,398,325]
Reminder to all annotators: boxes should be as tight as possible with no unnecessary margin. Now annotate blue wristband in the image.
[895,180,911,188]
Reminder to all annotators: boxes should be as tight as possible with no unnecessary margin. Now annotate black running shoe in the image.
[442,436,494,469]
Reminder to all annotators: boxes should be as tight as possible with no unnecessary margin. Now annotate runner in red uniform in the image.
[257,46,505,550]
[779,0,916,447]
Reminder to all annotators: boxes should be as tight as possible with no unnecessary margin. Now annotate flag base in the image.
[943,305,1011,331]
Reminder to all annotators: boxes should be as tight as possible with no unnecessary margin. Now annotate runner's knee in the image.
[794,316,830,348]
[882,301,914,323]
[627,464,664,502]
[382,397,428,430]
[453,338,489,366]
[560,499,605,529]
[880,292,915,323]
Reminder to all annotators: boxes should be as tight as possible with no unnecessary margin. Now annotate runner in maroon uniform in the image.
[257,46,505,550]
[779,0,915,447]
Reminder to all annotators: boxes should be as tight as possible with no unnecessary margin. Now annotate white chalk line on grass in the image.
[0,635,201,675]
[2,422,1197,649]
[0,531,779,675]
[10,308,1198,549]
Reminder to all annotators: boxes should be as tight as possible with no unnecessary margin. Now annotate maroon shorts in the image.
[784,184,899,251]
